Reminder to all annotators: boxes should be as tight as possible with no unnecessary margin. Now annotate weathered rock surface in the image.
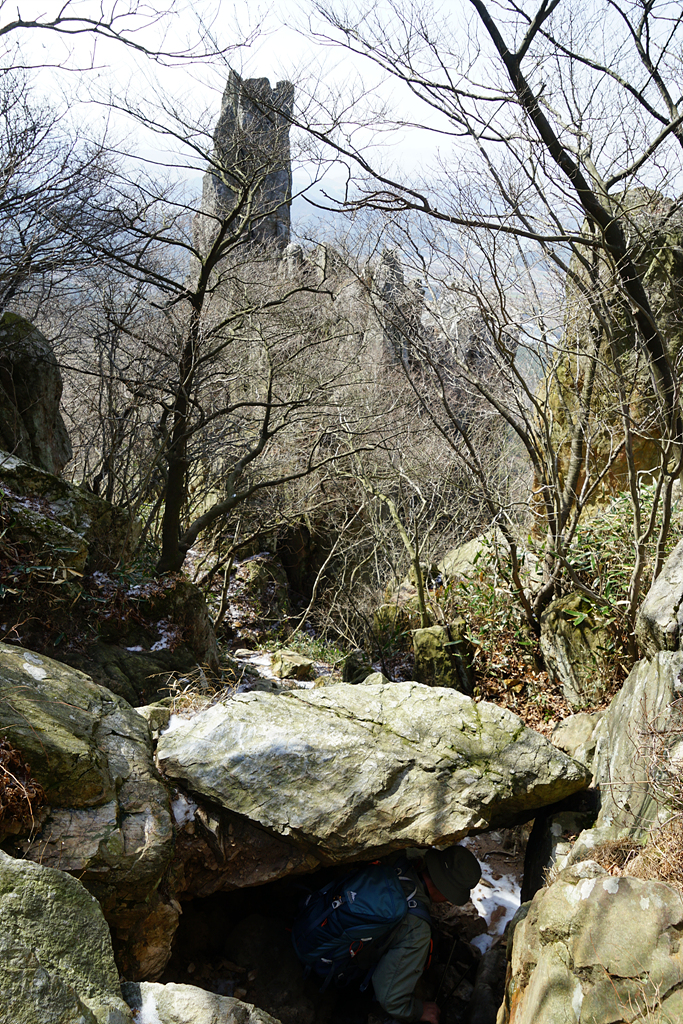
[224,553,291,641]
[540,592,614,707]
[0,449,138,572]
[0,451,218,701]
[592,650,683,836]
[374,598,429,635]
[158,682,590,861]
[541,190,683,507]
[62,574,220,703]
[0,643,175,977]
[341,648,373,684]
[521,799,598,903]
[271,650,315,680]
[0,312,72,475]
[412,621,474,693]
[551,711,604,768]
[636,535,683,656]
[122,982,280,1024]
[0,849,132,1024]
[195,70,293,252]
[168,793,320,899]
[439,532,505,581]
[499,859,683,1024]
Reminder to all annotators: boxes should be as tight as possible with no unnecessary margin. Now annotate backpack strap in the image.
[407,901,432,926]
[395,861,433,929]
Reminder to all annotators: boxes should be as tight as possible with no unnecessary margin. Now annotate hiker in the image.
[372,846,481,1024]
[292,844,482,1024]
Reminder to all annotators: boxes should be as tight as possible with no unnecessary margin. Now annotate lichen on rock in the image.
[157,681,590,862]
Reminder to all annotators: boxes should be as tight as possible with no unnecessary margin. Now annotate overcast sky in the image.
[7,0,451,230]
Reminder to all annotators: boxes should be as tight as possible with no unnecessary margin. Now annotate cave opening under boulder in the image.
[158,833,528,1024]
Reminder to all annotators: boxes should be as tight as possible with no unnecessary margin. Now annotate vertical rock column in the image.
[196,70,294,252]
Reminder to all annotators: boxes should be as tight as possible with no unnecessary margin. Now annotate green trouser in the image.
[371,872,432,1023]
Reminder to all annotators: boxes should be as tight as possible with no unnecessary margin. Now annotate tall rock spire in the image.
[196,70,294,253]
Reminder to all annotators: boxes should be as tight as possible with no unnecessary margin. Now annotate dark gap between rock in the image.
[160,829,528,1024]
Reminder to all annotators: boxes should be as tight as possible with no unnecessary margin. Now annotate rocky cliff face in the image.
[0,312,72,475]
[195,70,294,253]
[541,189,683,505]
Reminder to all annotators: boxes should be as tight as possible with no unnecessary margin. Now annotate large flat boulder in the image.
[0,642,175,977]
[499,859,683,1024]
[0,849,132,1024]
[157,681,590,861]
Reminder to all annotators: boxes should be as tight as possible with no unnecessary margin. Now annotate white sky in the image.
[6,0,452,232]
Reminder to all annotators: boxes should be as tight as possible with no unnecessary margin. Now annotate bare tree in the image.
[0,0,238,66]
[290,0,683,637]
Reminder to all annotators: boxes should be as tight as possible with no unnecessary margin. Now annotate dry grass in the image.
[586,837,644,875]
[160,657,254,716]
[627,815,683,892]
[583,821,683,894]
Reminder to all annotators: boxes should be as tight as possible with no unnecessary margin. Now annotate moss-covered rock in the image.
[540,592,615,707]
[591,650,683,837]
[270,649,315,680]
[412,620,474,693]
[636,535,683,656]
[0,449,139,571]
[373,600,427,638]
[341,648,373,684]
[0,313,72,475]
[0,849,132,1024]
[0,642,176,978]
[541,189,683,506]
[223,553,290,640]
[0,454,218,702]
[157,680,590,863]
[499,859,683,1024]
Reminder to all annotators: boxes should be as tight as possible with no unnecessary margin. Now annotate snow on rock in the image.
[468,858,521,954]
[444,832,525,955]
[171,792,197,826]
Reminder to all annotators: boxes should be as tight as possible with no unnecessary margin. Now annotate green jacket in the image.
[371,867,432,1023]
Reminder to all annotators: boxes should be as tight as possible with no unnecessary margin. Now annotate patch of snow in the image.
[569,877,597,904]
[92,571,111,586]
[162,714,195,734]
[151,620,177,651]
[172,792,198,825]
[238,651,278,681]
[126,646,145,652]
[3,487,52,517]
[137,988,163,1024]
[23,662,47,681]
[464,840,521,955]
[571,978,584,1020]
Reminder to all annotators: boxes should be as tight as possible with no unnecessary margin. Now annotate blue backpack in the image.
[291,861,432,989]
